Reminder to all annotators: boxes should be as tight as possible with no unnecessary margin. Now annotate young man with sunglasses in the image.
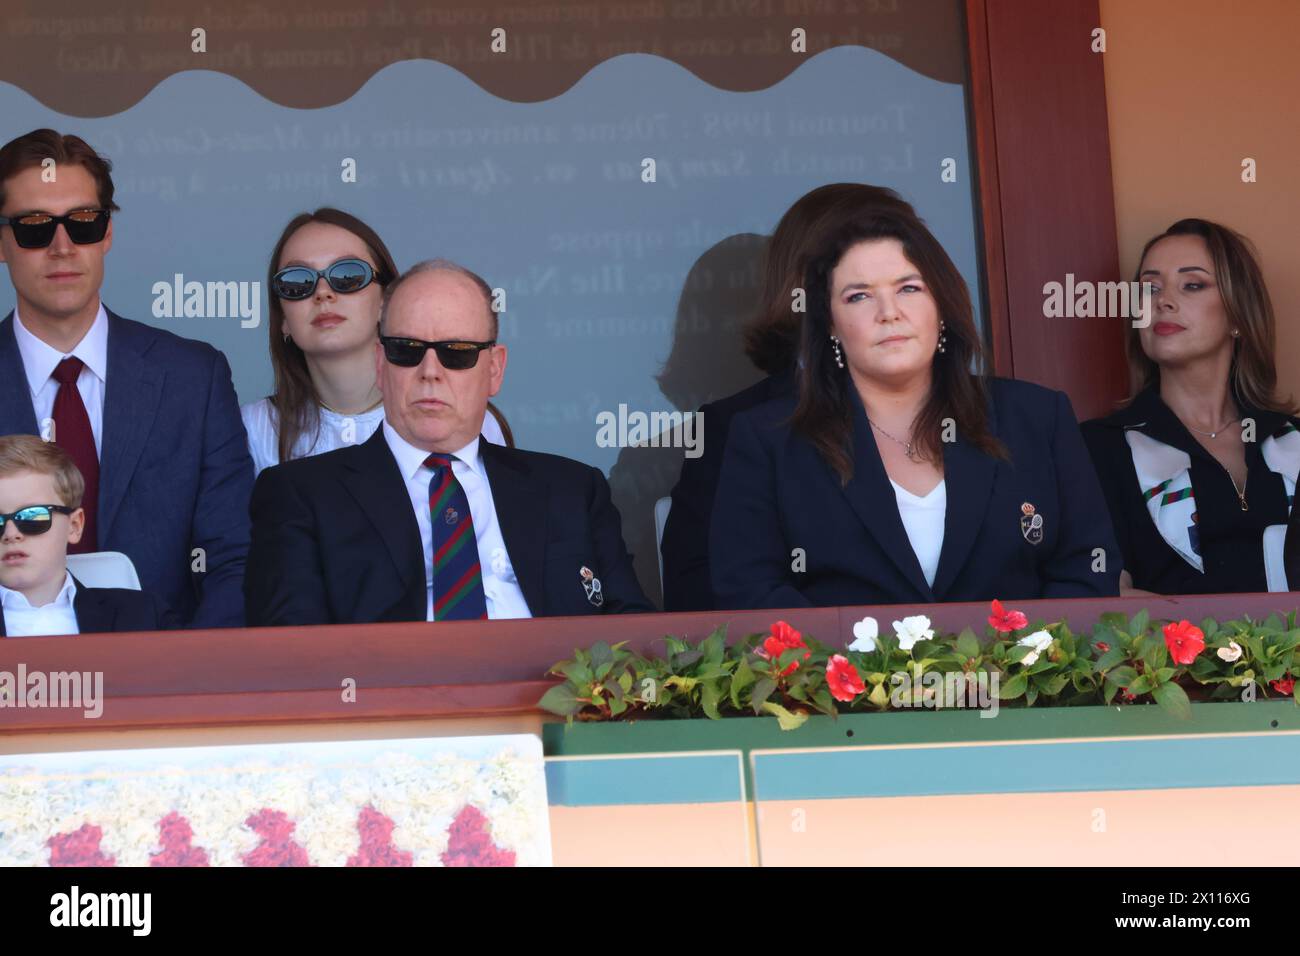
[0,129,253,628]
[245,258,654,624]
[0,436,170,636]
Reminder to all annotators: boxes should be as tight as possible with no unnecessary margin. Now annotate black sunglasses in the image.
[380,336,496,371]
[0,208,111,249]
[271,257,376,300]
[0,504,76,536]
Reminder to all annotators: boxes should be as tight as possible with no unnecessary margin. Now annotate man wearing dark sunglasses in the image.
[0,129,254,629]
[246,258,653,625]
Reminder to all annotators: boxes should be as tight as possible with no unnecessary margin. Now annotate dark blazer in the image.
[245,428,654,625]
[661,369,795,611]
[709,377,1120,608]
[0,573,172,636]
[0,310,254,628]
[1081,385,1299,594]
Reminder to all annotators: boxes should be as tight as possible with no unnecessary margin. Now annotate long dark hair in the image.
[266,208,399,464]
[791,191,1005,485]
[1126,218,1296,415]
[744,183,915,375]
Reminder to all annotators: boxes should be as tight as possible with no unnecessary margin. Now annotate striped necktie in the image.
[425,453,488,621]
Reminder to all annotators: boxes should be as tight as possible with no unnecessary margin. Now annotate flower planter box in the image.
[542,701,1300,865]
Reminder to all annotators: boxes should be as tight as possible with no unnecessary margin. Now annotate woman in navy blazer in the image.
[709,189,1120,608]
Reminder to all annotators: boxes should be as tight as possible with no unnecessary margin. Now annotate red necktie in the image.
[51,357,99,553]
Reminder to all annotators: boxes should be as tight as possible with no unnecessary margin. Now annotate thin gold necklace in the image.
[320,395,383,415]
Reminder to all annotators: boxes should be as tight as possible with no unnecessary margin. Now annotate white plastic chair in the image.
[66,551,142,590]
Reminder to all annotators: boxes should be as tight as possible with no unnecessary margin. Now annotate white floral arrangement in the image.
[0,738,550,867]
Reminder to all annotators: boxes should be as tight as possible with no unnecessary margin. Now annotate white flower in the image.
[1016,630,1054,667]
[892,615,934,651]
[848,616,879,652]
[1217,641,1243,662]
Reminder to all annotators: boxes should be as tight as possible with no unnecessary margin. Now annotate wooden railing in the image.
[2,592,1296,735]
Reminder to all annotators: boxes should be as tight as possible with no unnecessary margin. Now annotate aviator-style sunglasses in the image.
[0,208,111,249]
[271,257,376,300]
[380,336,496,371]
[0,504,76,536]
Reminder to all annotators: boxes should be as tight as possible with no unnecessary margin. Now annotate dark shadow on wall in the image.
[607,232,767,609]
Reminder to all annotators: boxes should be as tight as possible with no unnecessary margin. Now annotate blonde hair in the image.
[0,435,85,507]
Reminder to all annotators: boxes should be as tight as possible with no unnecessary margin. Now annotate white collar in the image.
[13,301,109,397]
[0,568,77,611]
[381,420,484,481]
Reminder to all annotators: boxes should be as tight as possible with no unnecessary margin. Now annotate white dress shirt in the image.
[13,303,108,455]
[0,570,80,637]
[381,421,532,621]
[890,478,947,588]
[242,398,508,475]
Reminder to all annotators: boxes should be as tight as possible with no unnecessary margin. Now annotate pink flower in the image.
[1162,620,1205,666]
[756,620,811,676]
[988,599,1028,633]
[826,655,866,702]
[348,805,413,867]
[441,805,516,867]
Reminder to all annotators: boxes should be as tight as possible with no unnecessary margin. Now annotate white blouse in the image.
[890,478,947,588]
[241,398,506,475]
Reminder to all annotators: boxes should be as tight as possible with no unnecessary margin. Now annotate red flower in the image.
[47,823,116,867]
[1162,620,1205,665]
[988,599,1028,633]
[1095,642,1110,653]
[242,809,311,867]
[348,805,414,867]
[826,655,866,702]
[150,811,210,867]
[441,805,516,867]
[1272,674,1296,696]
[756,620,811,676]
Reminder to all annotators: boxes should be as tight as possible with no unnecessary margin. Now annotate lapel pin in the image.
[580,566,604,608]
[1020,502,1044,545]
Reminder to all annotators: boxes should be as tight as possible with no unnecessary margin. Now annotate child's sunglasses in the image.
[0,209,111,249]
[271,257,375,300]
[0,504,76,535]
[380,336,496,371]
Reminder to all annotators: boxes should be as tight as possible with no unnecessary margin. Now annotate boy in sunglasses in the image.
[0,435,169,636]
[246,259,654,624]
[0,129,253,629]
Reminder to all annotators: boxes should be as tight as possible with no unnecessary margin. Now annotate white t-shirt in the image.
[241,398,506,475]
[890,478,947,588]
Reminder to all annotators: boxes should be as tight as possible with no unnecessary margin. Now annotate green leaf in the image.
[537,684,584,716]
[701,626,727,666]
[1151,681,1191,719]
[608,694,628,716]
[1128,674,1154,695]
[1200,618,1219,639]
[553,660,592,686]
[1041,673,1070,696]
[1093,646,1128,673]
[956,629,981,659]
[751,677,776,713]
[1129,609,1150,636]
[868,682,889,708]
[589,641,614,670]
[1025,684,1039,707]
[997,672,1028,700]
[1104,665,1139,688]
[700,679,722,720]
[730,655,756,709]
[761,701,809,731]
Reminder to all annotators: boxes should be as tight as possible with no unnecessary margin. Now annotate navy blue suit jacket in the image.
[245,427,654,625]
[0,573,173,636]
[661,370,794,611]
[0,310,254,628]
[710,377,1120,608]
